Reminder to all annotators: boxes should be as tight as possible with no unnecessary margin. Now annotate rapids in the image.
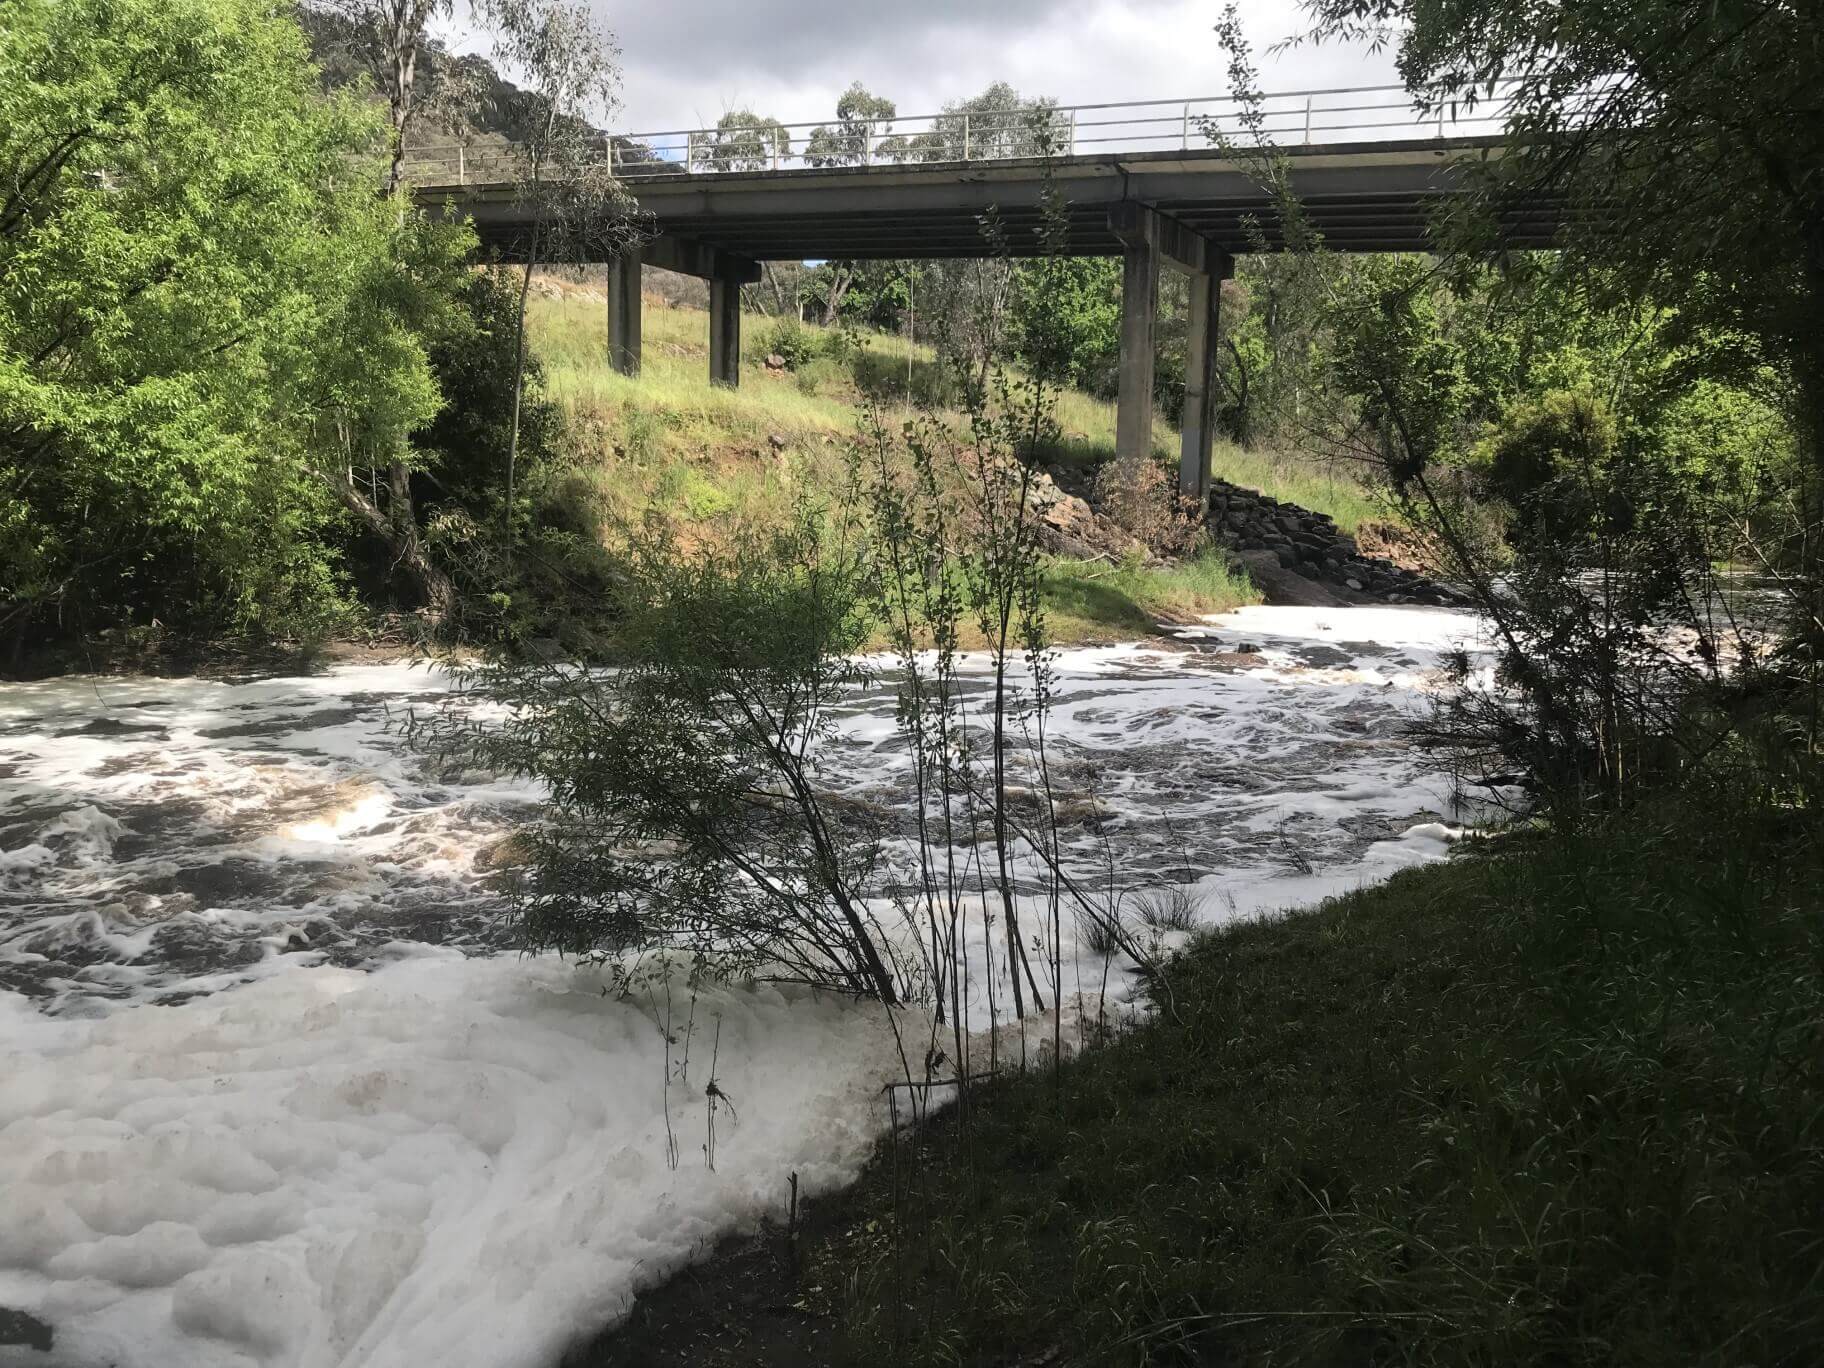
[0,604,1502,1368]
[0,606,1491,1018]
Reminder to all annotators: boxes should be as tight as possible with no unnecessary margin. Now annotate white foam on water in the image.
[0,955,902,1368]
[0,604,1503,1365]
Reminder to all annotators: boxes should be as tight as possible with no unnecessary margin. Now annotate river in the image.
[0,604,1492,1368]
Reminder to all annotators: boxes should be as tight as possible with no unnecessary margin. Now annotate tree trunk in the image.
[820,265,853,326]
[314,460,458,623]
[382,2,427,201]
[509,233,535,548]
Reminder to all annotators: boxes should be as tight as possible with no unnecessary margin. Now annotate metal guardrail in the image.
[406,80,1563,185]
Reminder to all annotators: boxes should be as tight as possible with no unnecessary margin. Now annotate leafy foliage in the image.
[1008,258,1121,395]
[758,317,819,371]
[697,110,792,172]
[806,83,897,167]
[425,505,903,1002]
[0,0,461,646]
[1298,0,1824,467]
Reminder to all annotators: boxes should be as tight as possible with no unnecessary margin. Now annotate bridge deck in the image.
[421,136,1559,264]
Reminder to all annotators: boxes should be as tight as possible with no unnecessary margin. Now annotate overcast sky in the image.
[442,0,1399,138]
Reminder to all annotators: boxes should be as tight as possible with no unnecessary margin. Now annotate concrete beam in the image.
[1108,201,1223,276]
[1179,254,1235,500]
[606,246,641,378]
[425,139,1568,264]
[1115,227,1159,464]
[640,235,761,284]
[709,278,741,388]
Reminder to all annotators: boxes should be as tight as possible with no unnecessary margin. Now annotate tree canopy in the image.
[1296,0,1824,463]
[0,0,467,642]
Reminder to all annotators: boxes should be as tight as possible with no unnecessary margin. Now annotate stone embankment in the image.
[1204,478,1471,607]
[1029,463,1471,610]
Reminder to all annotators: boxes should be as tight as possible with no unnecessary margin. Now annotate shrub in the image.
[760,316,817,370]
[1091,453,1206,558]
[424,504,903,1002]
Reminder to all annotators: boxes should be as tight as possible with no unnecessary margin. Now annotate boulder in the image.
[1028,468,1146,561]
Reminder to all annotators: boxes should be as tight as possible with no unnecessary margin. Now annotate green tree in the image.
[1009,257,1120,393]
[305,0,456,197]
[1296,0,1824,477]
[0,0,460,645]
[697,110,791,171]
[905,82,1065,163]
[487,0,633,555]
[806,82,897,167]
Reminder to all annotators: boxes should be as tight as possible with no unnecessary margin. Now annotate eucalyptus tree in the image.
[305,0,462,197]
[487,0,638,549]
[806,83,898,167]
[907,81,1065,163]
[697,110,793,171]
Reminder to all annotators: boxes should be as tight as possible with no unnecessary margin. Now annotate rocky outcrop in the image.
[1204,478,1470,607]
[1030,469,1151,563]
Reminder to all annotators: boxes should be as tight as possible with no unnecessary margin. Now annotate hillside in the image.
[522,273,1426,642]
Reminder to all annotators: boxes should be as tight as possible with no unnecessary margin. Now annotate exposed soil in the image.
[4,623,447,684]
[565,1182,864,1366]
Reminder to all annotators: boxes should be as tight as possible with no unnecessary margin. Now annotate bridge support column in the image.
[1179,252,1233,502]
[606,247,641,378]
[1114,232,1159,464]
[709,279,741,388]
[1111,202,1230,497]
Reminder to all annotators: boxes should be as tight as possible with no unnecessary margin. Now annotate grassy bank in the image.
[1037,550,1253,642]
[527,285,1280,639]
[593,789,1824,1367]
[528,284,1381,535]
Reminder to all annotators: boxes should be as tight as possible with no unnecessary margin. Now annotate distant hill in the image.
[295,8,649,167]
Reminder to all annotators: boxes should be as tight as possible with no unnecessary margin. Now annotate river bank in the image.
[585,787,1824,1367]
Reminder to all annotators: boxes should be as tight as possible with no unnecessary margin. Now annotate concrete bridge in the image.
[415,86,1561,497]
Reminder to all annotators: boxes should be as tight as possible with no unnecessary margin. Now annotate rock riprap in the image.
[1205,478,1470,607]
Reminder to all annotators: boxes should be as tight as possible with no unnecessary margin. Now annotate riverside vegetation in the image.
[585,8,1822,1367]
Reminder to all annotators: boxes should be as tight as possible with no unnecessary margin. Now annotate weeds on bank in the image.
[829,789,1824,1366]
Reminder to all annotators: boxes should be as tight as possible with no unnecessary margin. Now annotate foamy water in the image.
[0,664,536,1016]
[0,605,1495,1367]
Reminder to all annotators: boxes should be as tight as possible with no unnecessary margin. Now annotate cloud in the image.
[445,0,1398,137]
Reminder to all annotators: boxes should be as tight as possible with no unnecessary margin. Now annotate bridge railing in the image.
[405,80,1565,186]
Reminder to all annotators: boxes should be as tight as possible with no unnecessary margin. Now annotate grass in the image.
[529,285,1269,642]
[831,791,1824,1366]
[1037,550,1254,642]
[528,285,1383,541]
[610,786,1822,1367]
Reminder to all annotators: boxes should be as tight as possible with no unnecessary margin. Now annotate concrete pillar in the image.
[606,248,641,377]
[1115,235,1159,462]
[1178,254,1233,501]
[709,278,741,388]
